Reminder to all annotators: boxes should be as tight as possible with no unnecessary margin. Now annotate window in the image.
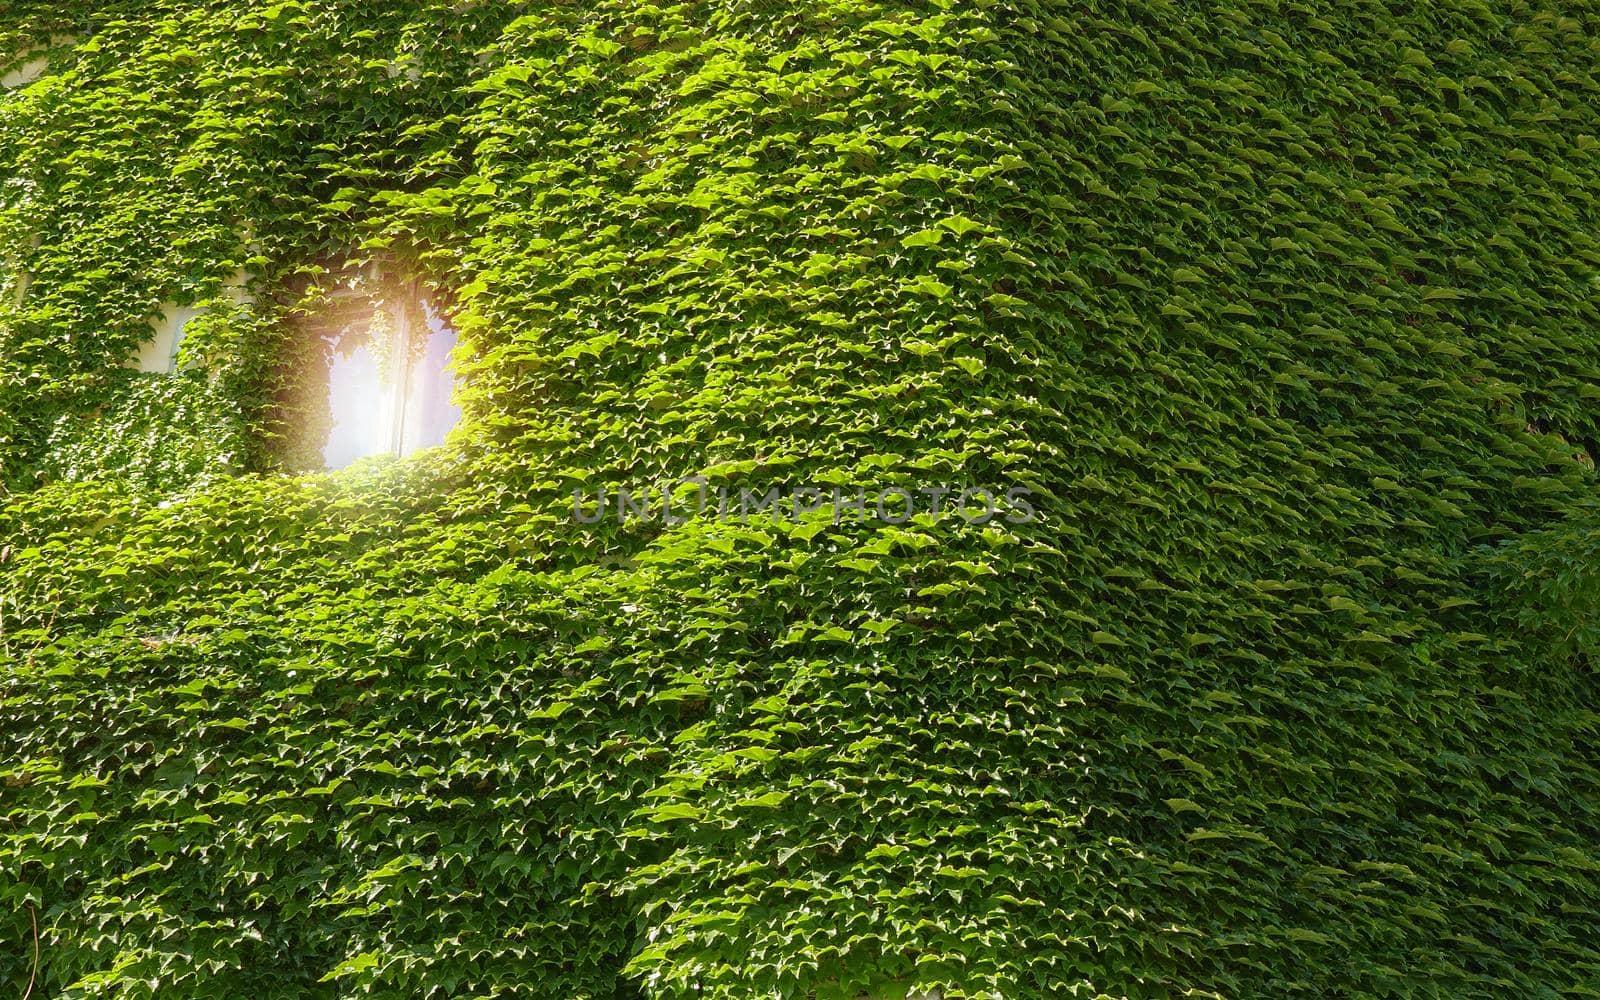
[3,36,75,91]
[134,303,201,373]
[135,273,250,373]
[316,283,461,469]
[4,233,41,312]
[2,54,49,91]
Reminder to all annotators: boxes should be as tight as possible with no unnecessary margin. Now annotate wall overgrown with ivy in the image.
[2,1,1599,997]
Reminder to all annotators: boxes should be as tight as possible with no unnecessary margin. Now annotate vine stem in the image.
[22,903,38,1000]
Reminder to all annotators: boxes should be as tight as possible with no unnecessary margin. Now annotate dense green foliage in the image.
[3,1,1600,997]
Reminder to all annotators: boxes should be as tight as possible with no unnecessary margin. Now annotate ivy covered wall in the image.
[2,1,1598,997]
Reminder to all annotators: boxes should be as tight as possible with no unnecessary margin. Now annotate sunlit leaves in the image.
[3,0,1600,999]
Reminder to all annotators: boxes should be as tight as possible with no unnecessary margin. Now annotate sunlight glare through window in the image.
[321,297,460,470]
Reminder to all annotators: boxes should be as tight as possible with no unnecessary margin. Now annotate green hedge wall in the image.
[3,1,1599,997]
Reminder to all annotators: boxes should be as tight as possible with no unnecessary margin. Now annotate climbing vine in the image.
[2,1,1599,998]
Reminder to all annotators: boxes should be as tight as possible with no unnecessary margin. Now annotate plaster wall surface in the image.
[1,56,47,90]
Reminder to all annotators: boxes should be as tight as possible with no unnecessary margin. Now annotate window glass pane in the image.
[322,332,398,470]
[397,303,461,455]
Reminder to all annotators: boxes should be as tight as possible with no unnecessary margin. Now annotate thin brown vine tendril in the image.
[21,903,39,1000]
